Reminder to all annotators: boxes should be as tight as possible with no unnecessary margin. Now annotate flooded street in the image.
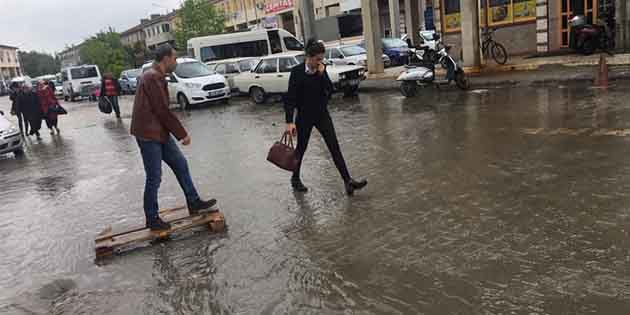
[2,82,630,314]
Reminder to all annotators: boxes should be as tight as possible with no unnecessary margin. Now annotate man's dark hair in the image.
[155,43,175,62]
[304,38,325,57]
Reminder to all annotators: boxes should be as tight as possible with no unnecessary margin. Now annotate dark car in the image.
[361,38,410,66]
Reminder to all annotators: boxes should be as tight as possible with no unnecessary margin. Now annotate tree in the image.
[19,51,61,77]
[80,28,130,77]
[174,0,226,51]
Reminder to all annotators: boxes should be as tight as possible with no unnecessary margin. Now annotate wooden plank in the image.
[95,211,225,260]
[95,206,189,242]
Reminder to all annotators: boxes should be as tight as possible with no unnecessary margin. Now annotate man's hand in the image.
[286,123,296,137]
[181,135,191,146]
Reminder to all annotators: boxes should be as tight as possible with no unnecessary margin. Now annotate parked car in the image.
[0,80,7,96]
[0,111,24,156]
[362,38,410,66]
[325,44,391,69]
[119,68,141,94]
[206,57,260,91]
[61,65,102,102]
[52,80,64,97]
[141,58,230,109]
[233,51,366,104]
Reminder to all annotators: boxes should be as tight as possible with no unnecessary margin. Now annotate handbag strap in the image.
[281,131,295,149]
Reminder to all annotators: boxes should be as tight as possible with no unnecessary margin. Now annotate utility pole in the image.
[300,0,317,40]
[389,0,401,38]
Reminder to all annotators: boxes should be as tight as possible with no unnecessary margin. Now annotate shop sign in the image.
[265,0,293,14]
[262,16,279,28]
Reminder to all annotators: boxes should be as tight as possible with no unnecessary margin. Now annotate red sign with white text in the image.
[265,0,293,14]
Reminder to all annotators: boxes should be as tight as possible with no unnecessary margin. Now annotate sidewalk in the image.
[364,52,630,90]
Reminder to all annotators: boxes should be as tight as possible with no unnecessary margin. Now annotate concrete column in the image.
[362,0,384,74]
[616,0,629,50]
[460,0,481,67]
[404,0,420,45]
[432,0,442,34]
[536,0,549,53]
[300,0,317,40]
[389,0,401,38]
[293,4,303,41]
[418,0,426,31]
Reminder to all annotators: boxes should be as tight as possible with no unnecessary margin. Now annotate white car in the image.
[61,65,102,102]
[325,45,391,69]
[0,111,23,156]
[233,51,366,104]
[206,57,260,92]
[142,58,230,109]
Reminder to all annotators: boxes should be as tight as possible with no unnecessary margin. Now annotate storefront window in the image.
[443,0,536,32]
[443,0,461,32]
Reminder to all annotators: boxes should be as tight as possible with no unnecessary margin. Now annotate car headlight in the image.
[358,70,365,76]
[184,82,202,89]
[358,59,367,66]
[339,74,346,80]
[8,126,18,134]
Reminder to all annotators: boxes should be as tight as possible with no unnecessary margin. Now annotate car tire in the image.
[250,87,266,104]
[343,85,359,97]
[13,148,24,156]
[178,94,190,110]
[64,95,69,102]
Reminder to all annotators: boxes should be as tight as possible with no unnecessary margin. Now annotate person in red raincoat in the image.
[37,80,60,135]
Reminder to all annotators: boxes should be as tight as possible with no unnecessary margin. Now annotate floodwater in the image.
[1,82,630,314]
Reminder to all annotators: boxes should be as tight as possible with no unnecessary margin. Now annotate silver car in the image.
[0,112,23,156]
[325,45,391,69]
[206,57,260,92]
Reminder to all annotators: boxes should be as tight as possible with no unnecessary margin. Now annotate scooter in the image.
[569,15,613,55]
[397,42,469,97]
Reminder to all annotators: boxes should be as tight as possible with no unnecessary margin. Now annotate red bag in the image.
[267,132,299,172]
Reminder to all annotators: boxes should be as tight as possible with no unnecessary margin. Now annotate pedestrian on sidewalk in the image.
[16,84,43,139]
[100,73,122,118]
[9,82,29,136]
[284,39,368,195]
[130,43,217,232]
[37,81,60,135]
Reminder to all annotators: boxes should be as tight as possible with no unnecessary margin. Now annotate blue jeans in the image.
[136,136,200,222]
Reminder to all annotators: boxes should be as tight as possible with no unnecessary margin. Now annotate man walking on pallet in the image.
[131,43,217,231]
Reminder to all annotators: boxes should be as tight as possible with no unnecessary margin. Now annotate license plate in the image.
[209,90,222,97]
[348,79,360,86]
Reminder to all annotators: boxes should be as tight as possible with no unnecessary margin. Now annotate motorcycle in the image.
[569,15,613,55]
[397,41,469,97]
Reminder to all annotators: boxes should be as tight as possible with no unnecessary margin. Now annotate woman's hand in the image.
[286,123,296,137]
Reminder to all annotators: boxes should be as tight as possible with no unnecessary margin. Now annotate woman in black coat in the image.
[284,39,367,195]
[16,85,43,139]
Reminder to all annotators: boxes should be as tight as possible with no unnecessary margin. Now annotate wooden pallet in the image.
[95,206,226,260]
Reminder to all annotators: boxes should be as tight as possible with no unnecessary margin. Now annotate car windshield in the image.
[341,46,367,56]
[382,38,408,49]
[126,69,141,78]
[70,66,98,79]
[238,59,259,72]
[174,61,214,78]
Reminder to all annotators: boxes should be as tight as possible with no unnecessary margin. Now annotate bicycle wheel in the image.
[491,42,508,65]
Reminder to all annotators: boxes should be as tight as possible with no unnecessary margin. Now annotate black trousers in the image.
[16,112,29,135]
[45,117,58,129]
[294,112,351,182]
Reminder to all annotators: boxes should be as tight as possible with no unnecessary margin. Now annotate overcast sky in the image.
[0,0,182,54]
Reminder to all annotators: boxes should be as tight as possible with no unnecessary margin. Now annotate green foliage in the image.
[174,0,226,51]
[19,51,61,77]
[79,28,130,77]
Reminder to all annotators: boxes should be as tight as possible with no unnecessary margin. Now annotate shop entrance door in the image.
[559,0,598,48]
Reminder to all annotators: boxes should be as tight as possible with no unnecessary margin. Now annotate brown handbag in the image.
[267,132,299,172]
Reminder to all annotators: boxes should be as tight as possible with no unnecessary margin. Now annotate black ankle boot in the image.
[345,178,367,196]
[146,217,171,231]
[291,177,308,192]
[188,198,218,216]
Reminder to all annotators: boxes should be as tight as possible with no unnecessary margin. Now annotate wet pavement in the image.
[1,82,630,314]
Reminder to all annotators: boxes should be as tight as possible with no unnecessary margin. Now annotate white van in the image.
[187,28,304,63]
[141,58,230,109]
[61,65,102,102]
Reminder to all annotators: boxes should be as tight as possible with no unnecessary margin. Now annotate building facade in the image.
[121,23,147,48]
[59,44,83,68]
[143,12,178,51]
[0,45,22,81]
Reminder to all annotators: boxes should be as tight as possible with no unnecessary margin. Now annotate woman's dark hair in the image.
[304,38,325,57]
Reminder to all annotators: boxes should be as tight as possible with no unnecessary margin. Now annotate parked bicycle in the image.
[482,28,508,65]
